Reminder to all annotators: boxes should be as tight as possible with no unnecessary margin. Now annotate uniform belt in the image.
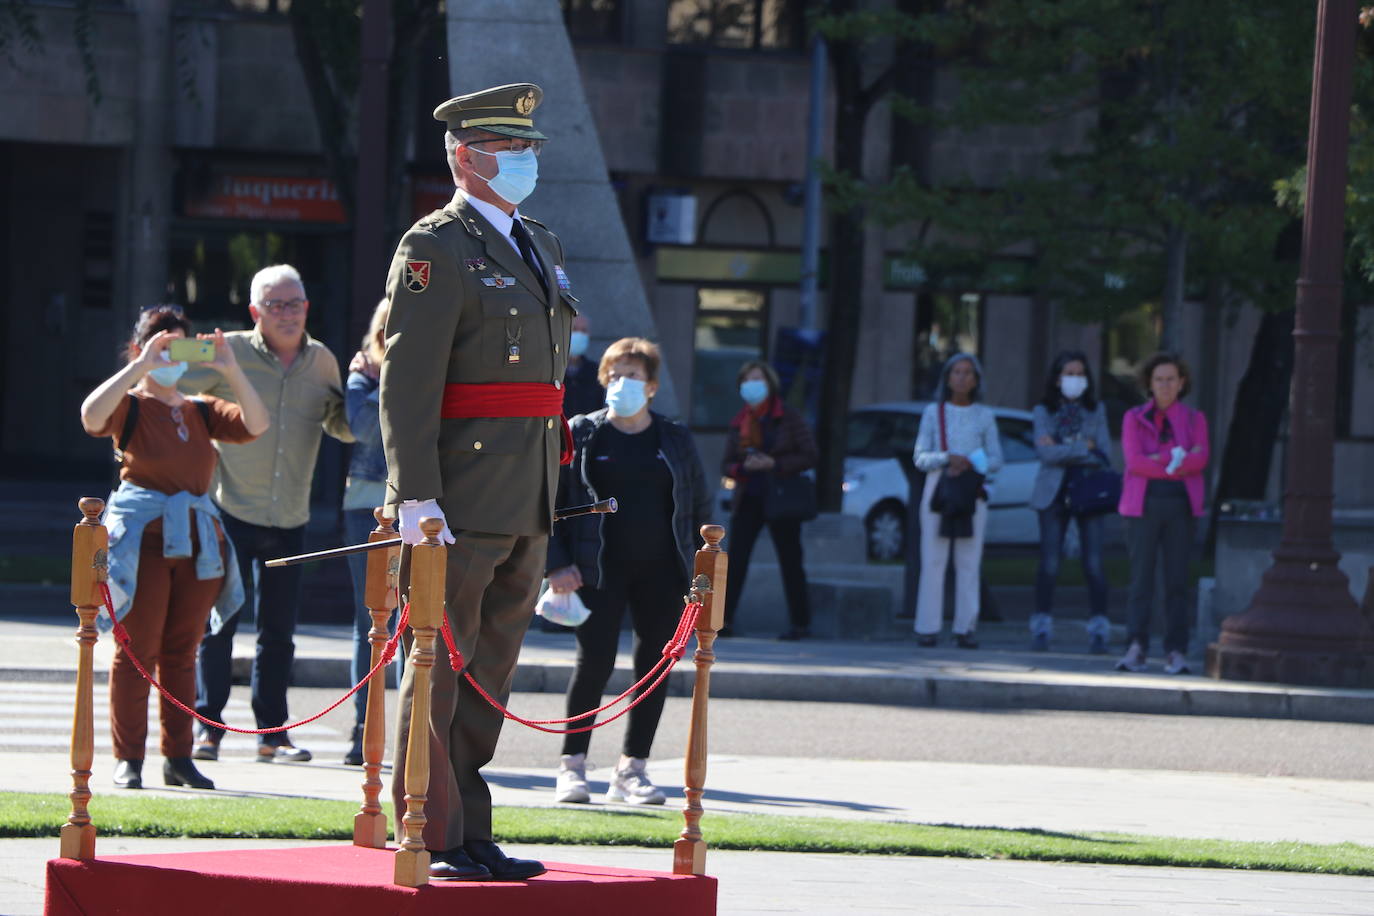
[441,382,573,466]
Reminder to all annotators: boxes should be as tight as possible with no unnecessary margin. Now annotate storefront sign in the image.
[185,176,345,223]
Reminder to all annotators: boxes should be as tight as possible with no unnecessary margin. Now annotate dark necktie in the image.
[509,219,547,297]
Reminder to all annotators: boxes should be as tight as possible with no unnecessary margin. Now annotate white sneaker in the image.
[1114,641,1147,673]
[555,753,590,804]
[1163,651,1191,675]
[605,757,666,805]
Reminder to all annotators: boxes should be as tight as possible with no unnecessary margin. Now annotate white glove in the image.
[1165,446,1187,476]
[398,499,455,546]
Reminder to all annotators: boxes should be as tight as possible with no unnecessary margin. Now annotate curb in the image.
[8,656,1372,725]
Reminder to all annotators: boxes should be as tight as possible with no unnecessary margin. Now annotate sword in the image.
[264,497,618,568]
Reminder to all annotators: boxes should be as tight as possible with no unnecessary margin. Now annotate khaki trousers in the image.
[391,528,547,852]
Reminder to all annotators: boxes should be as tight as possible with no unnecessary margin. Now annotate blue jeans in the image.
[1033,504,1108,632]
[195,512,304,746]
[344,507,401,725]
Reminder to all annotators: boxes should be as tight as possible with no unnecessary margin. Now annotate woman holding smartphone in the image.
[80,305,269,790]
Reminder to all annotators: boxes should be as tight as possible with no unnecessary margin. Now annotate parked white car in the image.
[841,401,1042,559]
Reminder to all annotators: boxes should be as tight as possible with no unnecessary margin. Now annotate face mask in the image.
[470,146,539,205]
[568,331,589,358]
[605,377,647,417]
[148,357,188,388]
[1059,375,1089,400]
[740,379,769,406]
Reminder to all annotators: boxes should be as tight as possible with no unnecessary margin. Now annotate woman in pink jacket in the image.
[1115,353,1209,675]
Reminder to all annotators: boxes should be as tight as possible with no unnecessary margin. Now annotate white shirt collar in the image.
[453,188,522,256]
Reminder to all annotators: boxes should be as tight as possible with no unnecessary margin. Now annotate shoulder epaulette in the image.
[415,208,460,232]
[520,215,548,230]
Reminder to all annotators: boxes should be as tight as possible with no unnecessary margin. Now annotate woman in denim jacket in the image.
[341,300,393,765]
[80,305,268,790]
[1029,350,1114,653]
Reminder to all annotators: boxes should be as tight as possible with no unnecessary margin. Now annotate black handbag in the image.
[763,472,818,522]
[1065,450,1122,516]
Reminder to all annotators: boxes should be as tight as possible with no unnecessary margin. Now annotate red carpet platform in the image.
[45,844,717,915]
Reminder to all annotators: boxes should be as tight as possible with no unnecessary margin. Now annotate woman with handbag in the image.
[912,353,1003,648]
[1029,351,1115,653]
[721,360,819,640]
[545,338,713,805]
[1116,352,1210,675]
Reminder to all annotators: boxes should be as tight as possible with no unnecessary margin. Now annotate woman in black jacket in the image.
[545,337,713,807]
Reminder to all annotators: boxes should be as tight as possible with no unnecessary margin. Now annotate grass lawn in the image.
[7,793,1371,877]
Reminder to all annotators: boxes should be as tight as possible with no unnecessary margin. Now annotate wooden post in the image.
[674,524,727,876]
[61,497,106,861]
[354,508,400,848]
[393,518,444,887]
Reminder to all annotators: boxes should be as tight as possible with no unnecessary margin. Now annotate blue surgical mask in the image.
[740,379,769,406]
[1059,375,1088,400]
[471,146,539,205]
[605,377,647,418]
[148,361,188,387]
[568,331,589,358]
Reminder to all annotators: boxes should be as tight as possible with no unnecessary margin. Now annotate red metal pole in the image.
[1209,0,1374,686]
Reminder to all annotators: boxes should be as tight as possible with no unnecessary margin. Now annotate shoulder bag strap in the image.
[938,402,948,452]
[116,392,140,456]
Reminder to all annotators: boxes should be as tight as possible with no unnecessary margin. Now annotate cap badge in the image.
[515,90,537,116]
[403,260,431,292]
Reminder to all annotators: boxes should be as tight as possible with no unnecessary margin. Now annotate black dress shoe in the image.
[164,757,215,789]
[343,724,364,766]
[463,840,546,881]
[428,848,491,881]
[113,759,143,789]
[915,634,938,647]
[955,632,979,650]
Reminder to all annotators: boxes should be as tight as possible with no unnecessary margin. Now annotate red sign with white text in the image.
[185,175,346,223]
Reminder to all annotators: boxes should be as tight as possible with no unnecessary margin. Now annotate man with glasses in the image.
[380,83,575,882]
[181,263,353,765]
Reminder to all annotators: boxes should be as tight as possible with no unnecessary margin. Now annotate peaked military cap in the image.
[433,83,548,141]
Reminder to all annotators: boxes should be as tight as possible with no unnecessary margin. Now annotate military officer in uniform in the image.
[380,83,576,882]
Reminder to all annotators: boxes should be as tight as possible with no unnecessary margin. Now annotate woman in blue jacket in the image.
[1029,350,1114,653]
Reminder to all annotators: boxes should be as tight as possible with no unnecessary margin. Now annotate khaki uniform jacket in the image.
[380,192,577,536]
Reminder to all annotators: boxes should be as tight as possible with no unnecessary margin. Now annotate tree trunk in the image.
[289,5,356,220]
[1160,222,1187,352]
[1205,307,1295,551]
[815,34,868,512]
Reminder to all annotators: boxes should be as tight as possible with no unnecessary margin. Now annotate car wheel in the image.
[866,502,906,561]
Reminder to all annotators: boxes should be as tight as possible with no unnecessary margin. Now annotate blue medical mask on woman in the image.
[470,146,539,205]
[739,379,769,406]
[605,377,648,417]
[148,361,188,387]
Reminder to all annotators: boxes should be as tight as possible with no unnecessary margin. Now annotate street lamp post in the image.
[1209,0,1374,686]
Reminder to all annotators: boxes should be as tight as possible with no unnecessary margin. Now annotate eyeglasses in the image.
[169,405,190,443]
[258,298,307,315]
[467,138,544,156]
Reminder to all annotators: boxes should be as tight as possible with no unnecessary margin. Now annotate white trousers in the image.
[914,470,988,636]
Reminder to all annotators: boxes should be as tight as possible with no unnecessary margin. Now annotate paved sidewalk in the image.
[5,583,1373,724]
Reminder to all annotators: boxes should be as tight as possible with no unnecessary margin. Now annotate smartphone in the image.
[168,338,215,362]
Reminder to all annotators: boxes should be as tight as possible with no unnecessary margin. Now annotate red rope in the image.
[99,581,406,736]
[439,600,703,734]
[99,579,703,739]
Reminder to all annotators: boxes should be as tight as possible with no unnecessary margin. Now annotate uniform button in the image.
[473,441,483,450]
[546,419,554,429]
[554,344,560,353]
[548,308,555,317]
[509,307,519,316]
[554,379,562,389]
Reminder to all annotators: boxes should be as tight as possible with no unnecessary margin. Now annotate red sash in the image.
[441,382,573,466]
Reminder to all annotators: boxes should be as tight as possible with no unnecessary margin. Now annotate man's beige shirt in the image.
[182,327,352,528]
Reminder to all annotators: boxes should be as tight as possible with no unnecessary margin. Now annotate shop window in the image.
[666,0,803,51]
[690,287,767,427]
[912,290,981,398]
[561,0,622,42]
